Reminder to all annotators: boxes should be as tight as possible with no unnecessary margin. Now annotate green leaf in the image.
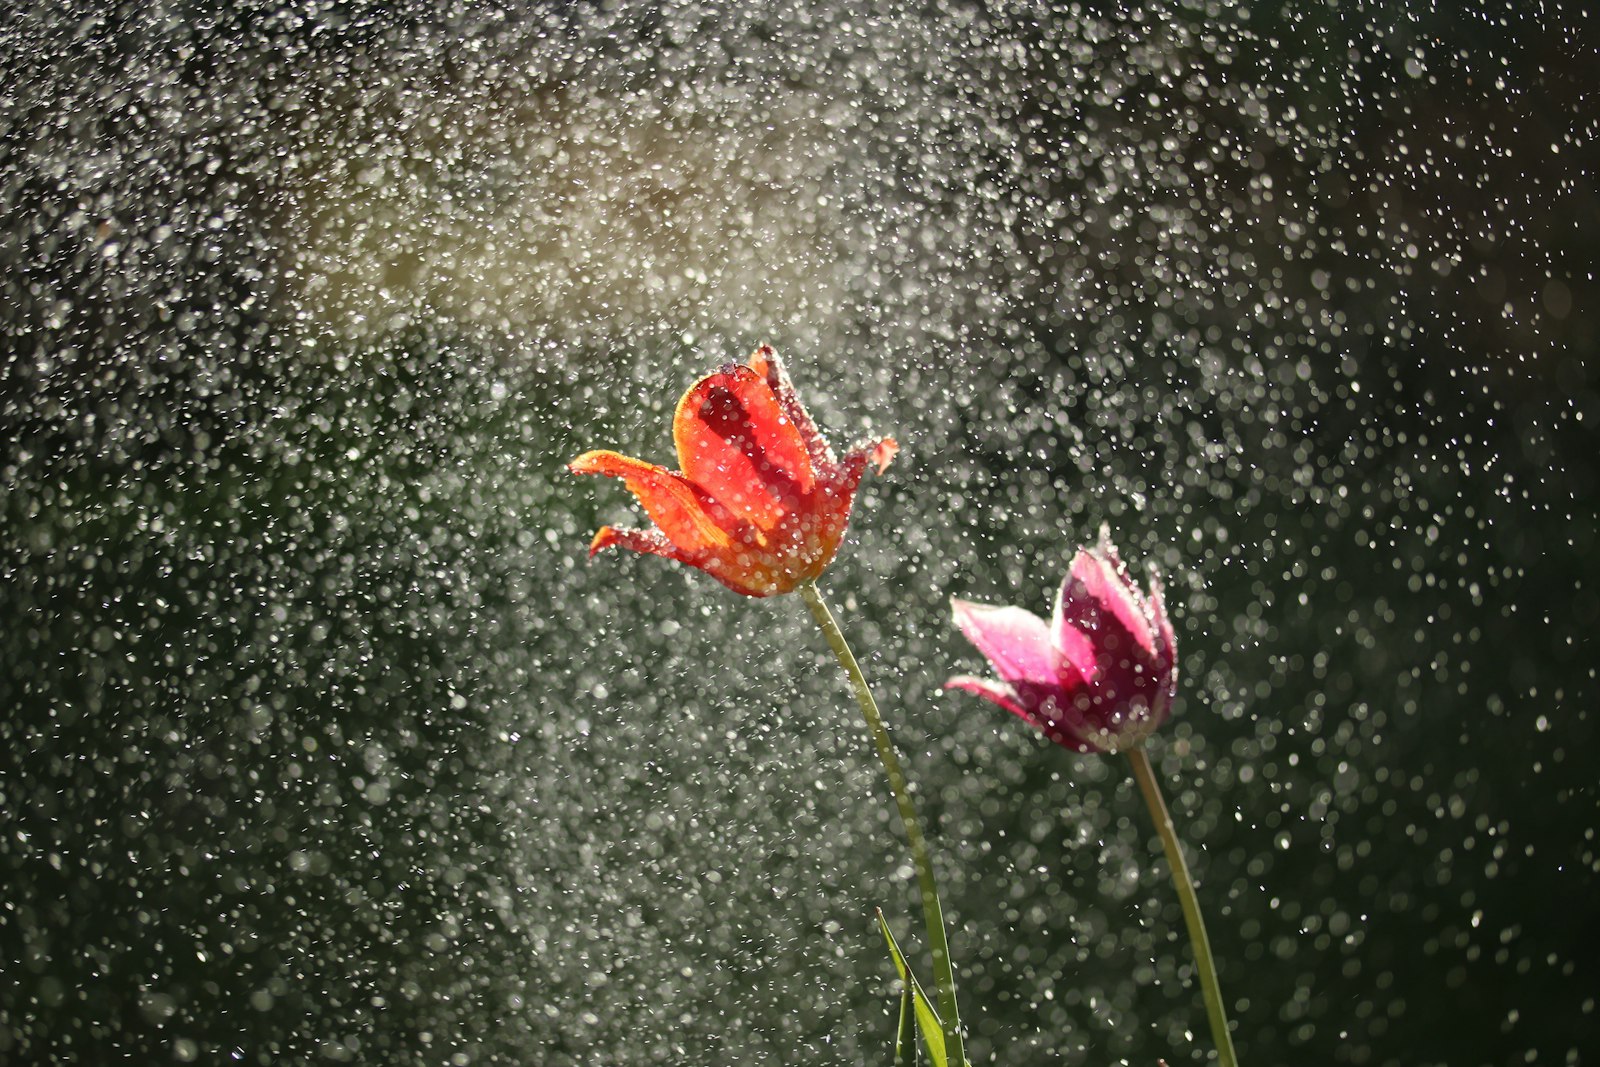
[895,988,918,1067]
[876,908,947,1067]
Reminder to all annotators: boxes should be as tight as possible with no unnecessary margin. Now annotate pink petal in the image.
[946,677,1103,753]
[1062,547,1158,657]
[950,598,1060,686]
[944,675,1040,725]
[1049,578,1100,682]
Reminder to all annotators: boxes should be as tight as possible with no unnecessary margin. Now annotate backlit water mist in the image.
[3,3,1594,1064]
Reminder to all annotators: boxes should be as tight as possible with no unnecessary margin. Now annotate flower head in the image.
[946,531,1177,753]
[569,346,897,597]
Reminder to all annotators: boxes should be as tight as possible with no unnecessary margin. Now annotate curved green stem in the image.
[1128,745,1238,1067]
[799,581,964,1066]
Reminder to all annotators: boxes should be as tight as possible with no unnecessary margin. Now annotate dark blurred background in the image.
[2,2,1594,1064]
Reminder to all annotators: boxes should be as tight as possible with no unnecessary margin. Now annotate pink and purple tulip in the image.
[947,534,1178,754]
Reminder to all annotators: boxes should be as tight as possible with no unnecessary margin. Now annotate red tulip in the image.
[947,533,1177,753]
[569,346,898,597]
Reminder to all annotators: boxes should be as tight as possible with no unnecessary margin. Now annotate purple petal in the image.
[950,598,1059,686]
[1015,683,1104,753]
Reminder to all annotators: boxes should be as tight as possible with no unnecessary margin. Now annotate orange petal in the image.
[672,364,815,530]
[832,436,898,490]
[589,524,776,597]
[590,524,689,562]
[569,450,734,555]
[864,437,898,475]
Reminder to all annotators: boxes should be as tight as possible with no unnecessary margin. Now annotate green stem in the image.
[1128,745,1238,1067]
[799,581,964,1066]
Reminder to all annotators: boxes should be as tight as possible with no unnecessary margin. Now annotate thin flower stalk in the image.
[1129,746,1237,1067]
[800,581,964,1066]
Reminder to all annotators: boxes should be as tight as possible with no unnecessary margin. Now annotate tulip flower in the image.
[568,346,897,597]
[571,347,966,1063]
[946,534,1176,754]
[947,531,1239,1067]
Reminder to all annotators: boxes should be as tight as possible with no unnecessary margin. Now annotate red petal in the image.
[569,450,735,555]
[673,364,815,530]
[745,345,835,470]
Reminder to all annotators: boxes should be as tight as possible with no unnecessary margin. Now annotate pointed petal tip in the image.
[569,449,647,478]
[840,436,899,480]
[744,346,836,470]
[944,673,1007,699]
[1070,541,1124,586]
[567,450,606,475]
[744,344,784,385]
[587,526,621,557]
[869,437,899,475]
[1077,525,1125,575]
